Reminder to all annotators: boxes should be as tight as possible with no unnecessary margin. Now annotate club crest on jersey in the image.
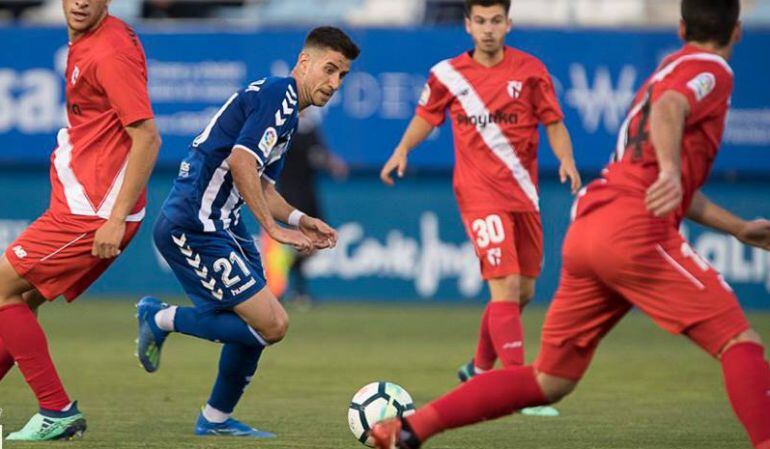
[258,127,278,157]
[71,66,80,85]
[687,72,716,102]
[507,80,523,99]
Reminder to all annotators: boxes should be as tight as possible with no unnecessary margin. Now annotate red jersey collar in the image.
[464,46,512,71]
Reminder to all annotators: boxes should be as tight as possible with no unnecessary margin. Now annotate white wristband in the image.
[288,210,306,227]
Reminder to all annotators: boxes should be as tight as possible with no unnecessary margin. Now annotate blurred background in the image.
[1,0,769,307]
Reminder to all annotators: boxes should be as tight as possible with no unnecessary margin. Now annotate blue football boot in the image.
[135,296,170,373]
[194,412,276,438]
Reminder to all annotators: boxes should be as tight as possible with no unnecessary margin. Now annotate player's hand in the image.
[736,219,770,251]
[559,157,582,194]
[92,218,126,259]
[269,226,314,254]
[645,170,683,218]
[299,216,338,250]
[380,148,408,186]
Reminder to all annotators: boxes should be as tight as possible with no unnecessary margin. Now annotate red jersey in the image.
[576,45,734,225]
[416,46,564,213]
[51,15,154,222]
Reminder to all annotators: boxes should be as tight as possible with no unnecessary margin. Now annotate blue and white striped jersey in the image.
[161,76,300,232]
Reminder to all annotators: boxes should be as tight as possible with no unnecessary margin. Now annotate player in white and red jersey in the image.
[372,1,770,448]
[0,0,160,441]
[380,0,581,417]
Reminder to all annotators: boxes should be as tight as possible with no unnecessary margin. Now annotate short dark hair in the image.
[681,0,740,47]
[304,26,360,61]
[465,0,511,17]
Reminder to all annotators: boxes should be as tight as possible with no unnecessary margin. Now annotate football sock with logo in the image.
[206,342,264,416]
[488,301,524,366]
[721,342,770,448]
[406,365,547,442]
[174,307,268,348]
[0,304,70,410]
[473,304,496,371]
[0,339,15,380]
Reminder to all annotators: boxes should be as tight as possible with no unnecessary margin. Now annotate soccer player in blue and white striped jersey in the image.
[135,27,360,438]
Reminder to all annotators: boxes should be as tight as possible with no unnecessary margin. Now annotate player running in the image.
[371,1,770,448]
[134,27,359,438]
[0,0,160,441]
[380,0,580,417]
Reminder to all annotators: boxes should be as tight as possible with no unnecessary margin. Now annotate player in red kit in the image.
[0,0,161,441]
[372,1,770,448]
[380,0,580,417]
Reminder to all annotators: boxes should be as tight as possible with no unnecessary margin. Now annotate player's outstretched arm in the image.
[380,115,435,186]
[645,91,690,217]
[229,148,312,253]
[92,119,161,259]
[545,121,581,194]
[687,191,770,250]
[262,180,338,250]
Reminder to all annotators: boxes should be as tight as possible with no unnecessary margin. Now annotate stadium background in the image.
[1,0,769,308]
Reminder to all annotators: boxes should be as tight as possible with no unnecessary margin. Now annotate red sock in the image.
[0,339,14,380]
[473,304,496,371]
[406,365,547,441]
[488,301,524,366]
[721,342,770,448]
[0,304,70,410]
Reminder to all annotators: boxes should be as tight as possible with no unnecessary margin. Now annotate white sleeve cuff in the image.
[233,145,263,165]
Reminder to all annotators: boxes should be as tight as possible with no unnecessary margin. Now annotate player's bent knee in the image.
[260,315,290,344]
[489,275,521,303]
[536,371,578,403]
[719,329,764,358]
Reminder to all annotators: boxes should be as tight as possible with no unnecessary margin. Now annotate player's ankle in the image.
[155,306,177,332]
[399,418,423,449]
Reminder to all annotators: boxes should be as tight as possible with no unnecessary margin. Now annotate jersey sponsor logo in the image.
[258,127,278,157]
[687,72,717,102]
[455,111,518,129]
[418,83,431,106]
[71,66,80,85]
[507,80,523,99]
[12,245,27,259]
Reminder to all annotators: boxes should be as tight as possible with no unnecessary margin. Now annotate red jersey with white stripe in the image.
[417,47,563,213]
[51,15,154,222]
[575,45,734,226]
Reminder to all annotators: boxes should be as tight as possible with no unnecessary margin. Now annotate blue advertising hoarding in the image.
[2,26,769,171]
[0,169,767,309]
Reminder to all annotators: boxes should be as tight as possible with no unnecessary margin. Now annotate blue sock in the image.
[173,307,267,348]
[207,343,263,414]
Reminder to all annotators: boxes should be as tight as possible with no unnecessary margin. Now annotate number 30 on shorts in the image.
[471,214,505,249]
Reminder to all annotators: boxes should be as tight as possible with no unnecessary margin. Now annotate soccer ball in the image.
[348,381,415,447]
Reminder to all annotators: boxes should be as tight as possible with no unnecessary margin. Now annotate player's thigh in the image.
[0,255,32,303]
[153,215,267,313]
[462,210,520,282]
[233,287,289,342]
[610,237,750,357]
[535,269,631,382]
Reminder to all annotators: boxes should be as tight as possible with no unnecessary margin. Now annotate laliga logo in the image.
[507,80,523,99]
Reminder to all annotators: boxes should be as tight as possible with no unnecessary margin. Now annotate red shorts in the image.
[461,210,543,280]
[535,197,750,380]
[4,212,141,302]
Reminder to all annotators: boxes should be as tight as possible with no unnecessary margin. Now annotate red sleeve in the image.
[94,52,154,126]
[655,60,733,123]
[532,70,564,125]
[415,72,453,127]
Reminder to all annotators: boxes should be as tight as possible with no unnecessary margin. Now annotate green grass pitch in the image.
[1,299,767,449]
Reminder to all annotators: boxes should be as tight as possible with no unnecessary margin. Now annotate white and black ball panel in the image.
[348,381,415,447]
